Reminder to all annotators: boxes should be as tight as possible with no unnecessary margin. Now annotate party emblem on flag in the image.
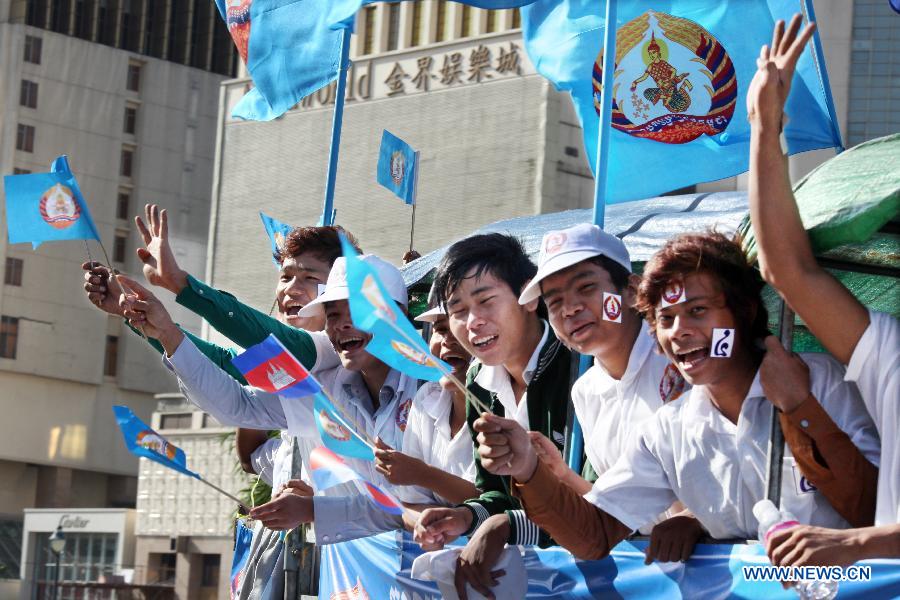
[390,340,438,367]
[660,279,687,307]
[136,431,178,460]
[602,292,622,323]
[226,0,252,63]
[362,274,396,321]
[318,409,351,441]
[39,184,81,230]
[594,10,737,144]
[331,577,369,600]
[395,398,412,432]
[273,231,285,251]
[390,151,406,185]
[659,364,687,403]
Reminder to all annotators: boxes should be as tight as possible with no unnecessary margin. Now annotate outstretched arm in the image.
[747,15,869,364]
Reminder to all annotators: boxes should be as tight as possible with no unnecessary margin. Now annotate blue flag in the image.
[521,0,842,203]
[214,0,352,121]
[313,393,376,461]
[231,519,254,597]
[231,335,323,398]
[113,405,200,479]
[328,1,538,28]
[259,212,293,268]
[4,156,101,249]
[341,236,448,381]
[376,130,418,206]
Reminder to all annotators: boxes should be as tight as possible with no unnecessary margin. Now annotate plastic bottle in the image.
[752,500,839,600]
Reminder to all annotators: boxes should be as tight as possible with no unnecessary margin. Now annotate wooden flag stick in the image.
[197,476,248,512]
[408,151,420,253]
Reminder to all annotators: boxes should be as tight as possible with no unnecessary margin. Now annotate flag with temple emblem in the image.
[376,130,418,205]
[231,334,322,398]
[521,0,842,203]
[259,212,293,268]
[113,405,200,478]
[309,446,403,514]
[328,0,539,29]
[313,392,375,461]
[341,236,449,382]
[4,156,101,249]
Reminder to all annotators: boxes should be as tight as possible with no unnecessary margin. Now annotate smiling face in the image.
[653,272,743,387]
[324,299,379,372]
[542,261,634,357]
[429,314,472,390]
[276,252,331,331]
[445,269,538,368]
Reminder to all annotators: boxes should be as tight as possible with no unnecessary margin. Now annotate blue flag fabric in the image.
[213,0,352,121]
[328,1,538,29]
[341,236,449,382]
[113,405,200,479]
[4,156,101,249]
[521,0,842,203]
[230,519,254,598]
[313,393,376,461]
[259,212,293,268]
[231,335,323,398]
[376,130,418,206]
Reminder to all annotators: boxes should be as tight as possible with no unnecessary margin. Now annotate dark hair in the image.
[276,226,361,266]
[587,255,632,292]
[636,231,769,343]
[433,233,537,308]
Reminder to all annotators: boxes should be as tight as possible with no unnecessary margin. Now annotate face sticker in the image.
[317,283,327,297]
[659,279,686,307]
[710,328,734,358]
[602,292,622,323]
[792,462,818,495]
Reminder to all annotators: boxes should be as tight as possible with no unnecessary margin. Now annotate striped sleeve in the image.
[506,510,541,546]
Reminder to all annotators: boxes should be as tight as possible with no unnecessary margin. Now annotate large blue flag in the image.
[214,0,352,121]
[4,156,101,249]
[232,334,323,398]
[113,405,200,479]
[259,211,293,268]
[521,0,842,203]
[328,1,538,29]
[341,236,449,382]
[313,392,376,461]
[376,130,418,206]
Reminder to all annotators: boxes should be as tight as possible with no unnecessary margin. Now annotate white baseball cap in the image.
[518,223,632,305]
[415,304,446,323]
[298,255,408,316]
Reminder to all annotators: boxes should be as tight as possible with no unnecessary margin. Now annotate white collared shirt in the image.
[584,353,881,540]
[845,310,899,525]
[397,382,477,506]
[573,322,688,477]
[474,321,549,430]
[249,433,298,495]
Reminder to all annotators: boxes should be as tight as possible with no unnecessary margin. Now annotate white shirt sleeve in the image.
[397,402,438,505]
[309,330,340,373]
[250,437,281,487]
[312,494,403,544]
[844,310,899,434]
[164,336,288,430]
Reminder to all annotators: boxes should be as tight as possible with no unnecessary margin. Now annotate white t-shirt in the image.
[585,354,881,540]
[397,382,477,506]
[573,322,688,477]
[844,310,899,525]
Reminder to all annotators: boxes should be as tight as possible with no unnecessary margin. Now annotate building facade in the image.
[0,1,236,596]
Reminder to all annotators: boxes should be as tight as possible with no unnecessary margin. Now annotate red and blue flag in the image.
[309,447,403,515]
[231,335,322,398]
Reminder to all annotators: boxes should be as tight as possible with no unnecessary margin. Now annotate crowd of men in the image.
[81,17,897,599]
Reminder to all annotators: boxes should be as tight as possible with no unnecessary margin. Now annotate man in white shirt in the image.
[746,16,900,565]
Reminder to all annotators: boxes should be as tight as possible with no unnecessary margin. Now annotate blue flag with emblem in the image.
[213,0,352,121]
[521,0,842,203]
[113,405,200,479]
[328,1,539,29]
[341,236,448,382]
[4,156,101,249]
[376,130,418,206]
[313,393,376,461]
[259,212,293,268]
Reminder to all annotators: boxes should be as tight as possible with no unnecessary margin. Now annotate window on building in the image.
[13,168,31,175]
[156,553,176,583]
[460,6,472,37]
[386,4,401,51]
[4,258,23,287]
[24,36,43,64]
[50,0,72,33]
[362,6,377,55]
[34,532,117,585]
[126,63,142,92]
[117,192,131,220]
[120,148,134,177]
[74,0,93,40]
[25,2,48,29]
[16,125,35,153]
[486,10,498,33]
[113,234,127,263]
[202,413,221,428]
[435,0,448,42]
[124,106,137,134]
[160,413,193,430]
[104,335,118,376]
[0,518,24,579]
[512,8,521,29]
[201,554,220,587]
[20,80,39,109]
[410,2,423,47]
[0,317,19,359]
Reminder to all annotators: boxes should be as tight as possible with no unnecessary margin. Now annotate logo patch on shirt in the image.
[659,364,686,403]
[602,292,623,323]
[711,328,734,358]
[395,398,412,432]
[792,463,818,494]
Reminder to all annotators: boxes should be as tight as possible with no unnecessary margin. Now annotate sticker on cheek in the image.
[317,284,327,297]
[602,292,622,323]
[659,280,686,307]
[711,328,734,358]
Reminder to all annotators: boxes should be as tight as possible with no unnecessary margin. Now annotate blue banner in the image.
[259,211,293,268]
[319,531,900,599]
[377,130,418,206]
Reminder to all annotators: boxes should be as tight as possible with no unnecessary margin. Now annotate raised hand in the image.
[135,204,188,295]
[473,413,537,481]
[116,275,182,351]
[373,437,429,486]
[82,261,124,316]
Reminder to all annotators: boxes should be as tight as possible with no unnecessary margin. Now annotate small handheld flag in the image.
[309,446,403,515]
[4,155,101,249]
[313,392,375,461]
[259,212,294,268]
[231,519,254,597]
[341,236,449,381]
[231,335,322,398]
[376,130,418,206]
[113,405,199,479]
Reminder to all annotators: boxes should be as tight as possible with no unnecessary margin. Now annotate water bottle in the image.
[752,500,839,600]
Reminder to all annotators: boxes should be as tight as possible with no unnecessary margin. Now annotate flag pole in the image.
[568,0,618,471]
[321,28,353,226]
[197,476,248,512]
[409,151,420,253]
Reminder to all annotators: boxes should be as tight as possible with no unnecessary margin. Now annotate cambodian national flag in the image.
[521,0,842,203]
[259,212,293,268]
[230,519,254,599]
[327,1,539,29]
[309,447,403,515]
[231,334,322,398]
[4,156,101,249]
[313,392,375,461]
[341,236,449,382]
[113,405,200,479]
